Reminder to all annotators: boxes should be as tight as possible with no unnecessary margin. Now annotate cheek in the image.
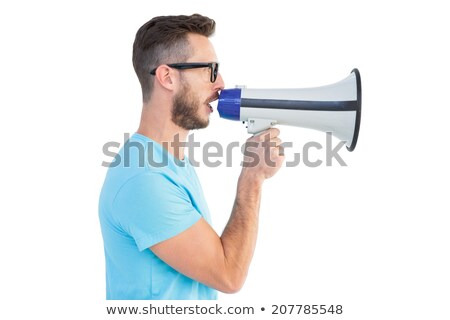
[190,91,205,105]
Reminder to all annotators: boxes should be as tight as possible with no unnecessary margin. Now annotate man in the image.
[99,14,284,300]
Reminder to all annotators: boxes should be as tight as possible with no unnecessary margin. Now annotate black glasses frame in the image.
[150,62,219,83]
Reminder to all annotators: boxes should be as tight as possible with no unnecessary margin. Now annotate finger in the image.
[270,137,282,147]
[268,146,285,161]
[263,138,282,149]
[278,144,285,156]
[268,127,280,138]
[254,127,281,141]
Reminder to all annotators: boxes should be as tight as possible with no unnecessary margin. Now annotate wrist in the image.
[238,169,265,190]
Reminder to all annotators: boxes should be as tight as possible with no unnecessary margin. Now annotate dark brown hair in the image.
[132,14,216,102]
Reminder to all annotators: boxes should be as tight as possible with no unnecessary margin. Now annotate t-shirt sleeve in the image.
[112,172,201,251]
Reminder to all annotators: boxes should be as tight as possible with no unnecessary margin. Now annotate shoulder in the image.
[116,171,182,200]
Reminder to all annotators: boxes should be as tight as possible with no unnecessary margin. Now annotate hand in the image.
[241,128,285,182]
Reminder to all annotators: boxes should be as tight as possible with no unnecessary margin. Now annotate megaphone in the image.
[217,68,362,151]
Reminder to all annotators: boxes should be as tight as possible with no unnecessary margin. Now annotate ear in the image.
[154,65,178,91]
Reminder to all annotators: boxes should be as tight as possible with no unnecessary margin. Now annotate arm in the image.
[150,128,284,293]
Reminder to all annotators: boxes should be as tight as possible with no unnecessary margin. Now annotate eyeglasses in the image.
[150,62,219,83]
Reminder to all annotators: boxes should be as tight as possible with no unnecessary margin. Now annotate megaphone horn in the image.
[217,68,362,151]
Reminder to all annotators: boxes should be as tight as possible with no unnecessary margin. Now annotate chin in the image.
[195,120,209,130]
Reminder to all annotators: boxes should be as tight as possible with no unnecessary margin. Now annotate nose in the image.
[213,72,225,91]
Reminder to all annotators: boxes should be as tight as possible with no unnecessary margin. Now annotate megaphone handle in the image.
[247,118,277,135]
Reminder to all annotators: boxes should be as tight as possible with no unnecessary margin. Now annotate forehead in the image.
[186,33,218,62]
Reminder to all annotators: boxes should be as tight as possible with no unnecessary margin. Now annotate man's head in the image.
[133,14,224,130]
[132,14,217,103]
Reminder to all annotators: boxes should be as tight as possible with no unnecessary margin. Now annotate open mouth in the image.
[207,95,219,113]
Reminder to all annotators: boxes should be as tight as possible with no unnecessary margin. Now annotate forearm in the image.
[220,169,263,290]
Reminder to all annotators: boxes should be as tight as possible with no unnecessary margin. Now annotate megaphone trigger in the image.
[247,118,278,135]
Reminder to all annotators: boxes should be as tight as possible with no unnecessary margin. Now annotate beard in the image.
[171,82,209,130]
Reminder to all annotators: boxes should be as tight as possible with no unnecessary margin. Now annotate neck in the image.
[137,103,189,161]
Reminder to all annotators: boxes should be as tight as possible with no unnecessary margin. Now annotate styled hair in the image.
[132,14,216,102]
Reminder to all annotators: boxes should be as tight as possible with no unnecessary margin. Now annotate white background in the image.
[1,0,449,319]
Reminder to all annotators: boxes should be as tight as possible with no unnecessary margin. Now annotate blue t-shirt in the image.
[99,133,217,300]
